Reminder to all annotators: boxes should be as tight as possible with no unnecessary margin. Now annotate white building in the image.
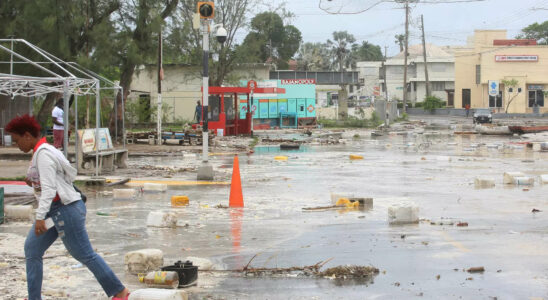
[382,44,456,106]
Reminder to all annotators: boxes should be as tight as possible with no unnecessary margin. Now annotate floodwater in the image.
[2,128,548,299]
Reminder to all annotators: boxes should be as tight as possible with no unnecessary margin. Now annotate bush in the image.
[414,102,424,108]
[423,96,445,112]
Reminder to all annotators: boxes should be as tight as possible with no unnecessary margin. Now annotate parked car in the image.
[473,108,492,124]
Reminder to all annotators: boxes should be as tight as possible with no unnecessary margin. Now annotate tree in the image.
[395,34,405,52]
[517,21,548,45]
[109,0,179,137]
[0,0,120,127]
[236,11,302,69]
[501,78,520,113]
[327,31,357,72]
[295,42,330,71]
[353,41,383,61]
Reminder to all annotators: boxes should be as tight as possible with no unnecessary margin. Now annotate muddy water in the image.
[1,130,547,299]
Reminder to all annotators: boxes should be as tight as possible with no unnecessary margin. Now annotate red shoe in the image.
[112,293,130,300]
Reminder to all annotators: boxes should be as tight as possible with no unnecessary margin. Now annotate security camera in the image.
[216,27,227,43]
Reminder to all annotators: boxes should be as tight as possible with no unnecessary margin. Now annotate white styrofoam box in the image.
[185,257,221,271]
[541,142,548,151]
[4,205,34,221]
[532,143,541,152]
[503,172,525,184]
[388,202,419,225]
[540,174,548,184]
[113,189,137,199]
[474,178,495,188]
[124,249,164,275]
[143,182,168,192]
[146,211,177,228]
[513,176,534,186]
[129,289,188,300]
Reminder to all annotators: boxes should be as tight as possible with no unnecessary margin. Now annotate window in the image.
[431,64,446,72]
[489,92,502,108]
[431,82,445,91]
[475,65,481,84]
[529,90,545,107]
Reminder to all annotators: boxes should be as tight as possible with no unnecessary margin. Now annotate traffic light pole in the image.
[197,20,214,180]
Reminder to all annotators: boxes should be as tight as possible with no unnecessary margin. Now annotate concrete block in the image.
[388,202,419,225]
[503,172,525,184]
[474,178,495,188]
[540,174,548,184]
[129,289,188,300]
[4,205,34,221]
[185,256,220,271]
[146,211,177,228]
[143,183,168,192]
[542,142,548,151]
[113,189,137,199]
[124,249,164,274]
[197,165,214,181]
[513,176,534,186]
[349,197,373,209]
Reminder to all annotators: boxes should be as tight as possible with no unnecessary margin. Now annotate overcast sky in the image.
[249,0,548,57]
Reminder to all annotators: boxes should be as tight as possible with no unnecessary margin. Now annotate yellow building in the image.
[455,30,548,114]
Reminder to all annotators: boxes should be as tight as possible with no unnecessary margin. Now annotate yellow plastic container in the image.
[335,198,351,206]
[274,156,288,161]
[349,154,364,160]
[171,195,189,207]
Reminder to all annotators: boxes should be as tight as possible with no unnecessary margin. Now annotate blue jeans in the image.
[24,200,125,300]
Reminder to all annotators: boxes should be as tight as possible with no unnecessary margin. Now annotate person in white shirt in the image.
[51,99,65,149]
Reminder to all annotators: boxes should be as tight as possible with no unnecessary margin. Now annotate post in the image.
[402,0,409,113]
[384,46,389,102]
[197,20,214,180]
[95,80,100,177]
[63,82,69,157]
[75,95,79,169]
[121,87,126,148]
[157,28,163,145]
[250,90,254,136]
[114,89,118,144]
[421,15,431,98]
[9,39,14,75]
[0,187,4,224]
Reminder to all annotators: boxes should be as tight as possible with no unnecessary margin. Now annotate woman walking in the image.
[5,115,129,300]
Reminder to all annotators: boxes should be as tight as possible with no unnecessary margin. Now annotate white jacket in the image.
[28,143,81,220]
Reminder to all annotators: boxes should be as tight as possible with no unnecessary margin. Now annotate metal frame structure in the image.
[0,39,125,177]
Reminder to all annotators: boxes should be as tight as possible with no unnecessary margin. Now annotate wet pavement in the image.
[1,121,547,299]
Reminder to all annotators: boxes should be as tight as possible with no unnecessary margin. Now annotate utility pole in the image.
[421,14,431,98]
[157,27,163,145]
[384,45,389,101]
[197,18,214,180]
[402,0,409,113]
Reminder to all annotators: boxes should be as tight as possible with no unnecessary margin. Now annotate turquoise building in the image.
[239,80,316,128]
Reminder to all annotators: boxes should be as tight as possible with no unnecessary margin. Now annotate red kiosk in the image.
[195,83,285,136]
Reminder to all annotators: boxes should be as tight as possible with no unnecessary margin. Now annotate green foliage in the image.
[396,112,408,122]
[236,11,302,68]
[318,112,382,129]
[423,96,445,112]
[249,136,259,149]
[517,21,548,45]
[501,78,519,88]
[414,102,424,108]
[395,34,405,52]
[328,31,357,71]
[296,42,331,71]
[353,41,383,61]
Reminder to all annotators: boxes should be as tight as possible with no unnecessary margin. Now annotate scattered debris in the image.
[457,222,469,227]
[436,274,440,280]
[532,209,541,213]
[320,265,379,279]
[467,267,485,273]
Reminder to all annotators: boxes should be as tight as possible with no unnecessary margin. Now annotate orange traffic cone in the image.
[229,155,244,207]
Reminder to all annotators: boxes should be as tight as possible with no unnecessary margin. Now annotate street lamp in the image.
[197,2,226,180]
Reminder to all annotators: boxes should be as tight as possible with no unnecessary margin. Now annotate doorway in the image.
[462,89,471,108]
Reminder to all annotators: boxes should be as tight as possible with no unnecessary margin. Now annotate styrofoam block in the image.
[503,172,525,184]
[129,289,188,300]
[146,211,177,228]
[388,202,419,225]
[541,142,548,151]
[4,205,34,221]
[540,174,548,184]
[185,257,221,271]
[144,183,168,192]
[113,189,137,199]
[532,143,541,151]
[474,178,495,188]
[513,176,534,186]
[124,249,164,274]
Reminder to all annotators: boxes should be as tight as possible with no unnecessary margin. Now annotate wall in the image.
[0,95,33,128]
[455,30,548,113]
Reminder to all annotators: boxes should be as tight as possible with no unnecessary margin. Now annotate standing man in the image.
[51,99,65,149]
[465,104,470,118]
[194,100,202,123]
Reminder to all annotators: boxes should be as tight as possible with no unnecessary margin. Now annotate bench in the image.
[76,128,128,175]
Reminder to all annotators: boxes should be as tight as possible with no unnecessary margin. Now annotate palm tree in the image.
[395,34,405,52]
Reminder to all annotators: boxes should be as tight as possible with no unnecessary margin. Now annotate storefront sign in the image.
[488,80,499,97]
[528,85,544,90]
[281,79,316,85]
[495,55,538,62]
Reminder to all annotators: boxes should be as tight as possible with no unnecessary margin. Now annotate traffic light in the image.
[197,2,214,19]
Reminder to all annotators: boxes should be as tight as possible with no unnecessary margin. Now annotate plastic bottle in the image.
[141,271,179,289]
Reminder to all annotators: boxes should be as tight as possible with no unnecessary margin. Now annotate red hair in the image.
[5,114,41,138]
